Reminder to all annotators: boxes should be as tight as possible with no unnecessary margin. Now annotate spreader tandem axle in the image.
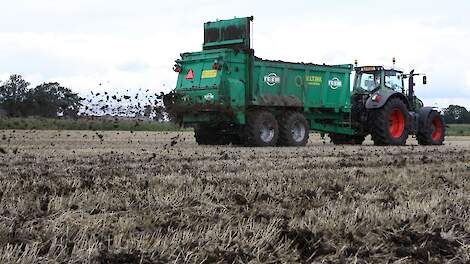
[165,16,445,147]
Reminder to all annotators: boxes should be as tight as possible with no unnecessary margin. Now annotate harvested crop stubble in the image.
[0,130,469,263]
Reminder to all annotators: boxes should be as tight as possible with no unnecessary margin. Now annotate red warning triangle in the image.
[185,69,194,80]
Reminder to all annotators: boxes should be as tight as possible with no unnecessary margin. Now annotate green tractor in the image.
[165,16,445,147]
[340,66,445,146]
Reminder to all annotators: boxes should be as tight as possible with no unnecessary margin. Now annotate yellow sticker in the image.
[201,69,217,79]
[305,76,322,86]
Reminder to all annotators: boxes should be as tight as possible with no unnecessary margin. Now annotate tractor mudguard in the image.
[365,90,409,109]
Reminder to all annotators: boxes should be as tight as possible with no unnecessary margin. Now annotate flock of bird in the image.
[79,87,165,117]
[0,86,178,154]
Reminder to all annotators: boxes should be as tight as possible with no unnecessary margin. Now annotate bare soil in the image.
[0,130,469,263]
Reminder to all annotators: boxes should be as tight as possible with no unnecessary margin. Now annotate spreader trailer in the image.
[164,16,445,147]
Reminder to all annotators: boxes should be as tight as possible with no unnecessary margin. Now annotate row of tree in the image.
[0,74,166,119]
[1,74,470,123]
[0,75,82,117]
[443,105,470,124]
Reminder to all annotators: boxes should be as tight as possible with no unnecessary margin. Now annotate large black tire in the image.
[194,125,230,145]
[329,133,365,145]
[417,110,445,145]
[194,125,210,145]
[278,112,309,147]
[229,134,243,146]
[368,98,410,146]
[243,111,279,147]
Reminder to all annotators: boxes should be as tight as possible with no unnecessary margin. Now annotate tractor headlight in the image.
[371,94,382,103]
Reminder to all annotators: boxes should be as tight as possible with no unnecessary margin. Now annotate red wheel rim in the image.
[389,108,405,138]
[431,117,443,141]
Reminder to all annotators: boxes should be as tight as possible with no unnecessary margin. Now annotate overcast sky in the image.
[0,0,469,107]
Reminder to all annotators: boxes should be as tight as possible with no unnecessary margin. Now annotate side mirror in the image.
[423,76,427,85]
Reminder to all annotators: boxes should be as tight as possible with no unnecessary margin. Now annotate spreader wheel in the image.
[417,110,445,145]
[278,112,309,147]
[243,111,279,147]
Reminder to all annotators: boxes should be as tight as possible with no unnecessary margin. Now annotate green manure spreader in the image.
[165,17,445,147]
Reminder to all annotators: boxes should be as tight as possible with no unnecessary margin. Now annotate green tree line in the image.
[0,74,82,117]
[443,105,470,124]
[1,74,469,123]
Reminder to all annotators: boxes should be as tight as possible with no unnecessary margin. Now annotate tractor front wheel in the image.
[368,98,410,146]
[417,110,445,145]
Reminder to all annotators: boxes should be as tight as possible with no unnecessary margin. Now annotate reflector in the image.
[173,65,182,73]
[185,69,194,80]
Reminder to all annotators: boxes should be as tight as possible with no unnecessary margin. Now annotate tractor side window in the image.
[355,72,381,92]
[385,71,403,91]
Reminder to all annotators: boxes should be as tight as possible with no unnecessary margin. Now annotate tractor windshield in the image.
[384,70,403,92]
[354,72,381,93]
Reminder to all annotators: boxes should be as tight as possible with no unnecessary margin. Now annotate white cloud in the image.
[0,72,11,82]
[0,0,469,108]
[118,61,149,73]
[0,30,200,94]
[467,70,470,90]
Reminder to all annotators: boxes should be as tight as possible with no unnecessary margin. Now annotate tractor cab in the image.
[353,66,404,94]
[353,66,426,111]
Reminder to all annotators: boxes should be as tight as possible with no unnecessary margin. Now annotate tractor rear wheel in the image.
[417,110,445,145]
[368,98,409,145]
[243,111,279,147]
[278,112,309,146]
[329,133,365,145]
[194,125,230,145]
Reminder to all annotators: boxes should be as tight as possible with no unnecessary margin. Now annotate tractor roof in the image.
[355,66,403,73]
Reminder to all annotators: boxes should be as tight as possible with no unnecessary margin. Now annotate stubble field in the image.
[0,130,469,263]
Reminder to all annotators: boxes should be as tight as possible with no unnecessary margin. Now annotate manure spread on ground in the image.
[0,131,469,263]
